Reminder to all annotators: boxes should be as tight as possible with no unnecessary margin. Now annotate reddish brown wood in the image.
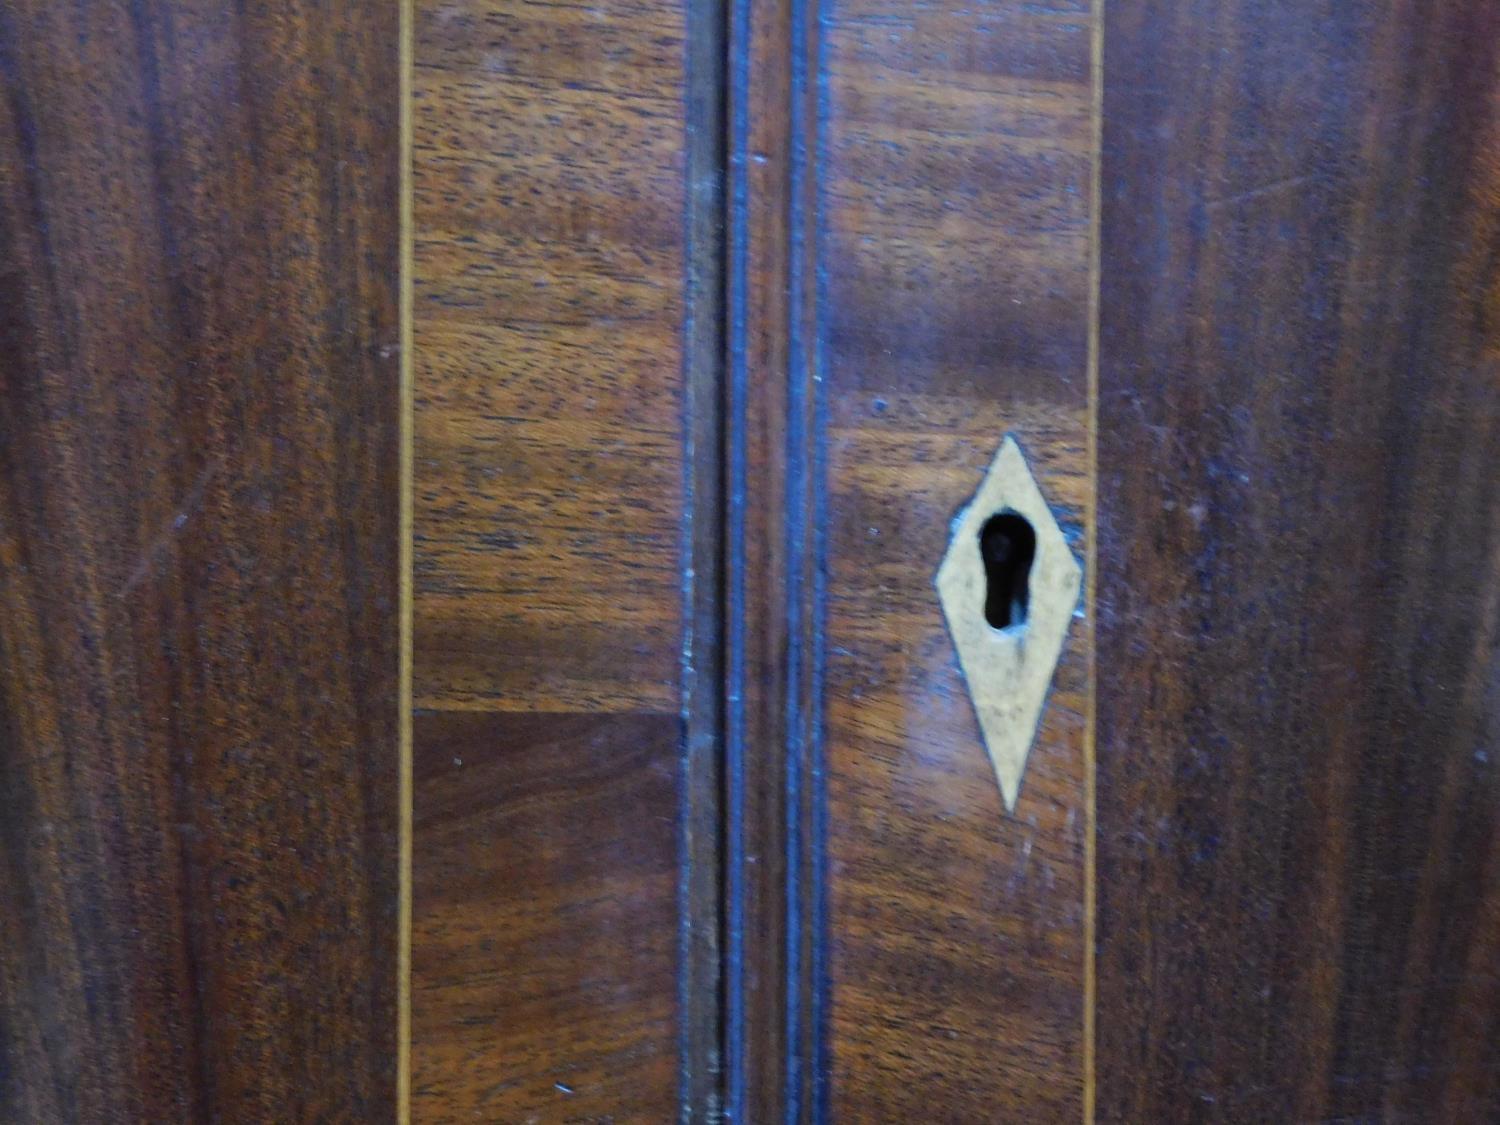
[818,0,1095,1117]
[409,0,703,1117]
[0,0,401,1118]
[1096,0,1500,1119]
[412,711,680,1119]
[722,0,822,1109]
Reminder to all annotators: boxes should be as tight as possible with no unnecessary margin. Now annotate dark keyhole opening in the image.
[980,511,1036,630]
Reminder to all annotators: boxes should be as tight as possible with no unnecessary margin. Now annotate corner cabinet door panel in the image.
[3,0,1498,1122]
[811,0,1095,1114]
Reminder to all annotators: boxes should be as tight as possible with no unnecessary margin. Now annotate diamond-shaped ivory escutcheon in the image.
[935,436,1082,812]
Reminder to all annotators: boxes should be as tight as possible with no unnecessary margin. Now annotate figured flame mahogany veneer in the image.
[0,1,401,1118]
[1096,0,1500,1118]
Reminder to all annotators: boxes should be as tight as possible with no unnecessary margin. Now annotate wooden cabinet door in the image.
[4,0,1498,1121]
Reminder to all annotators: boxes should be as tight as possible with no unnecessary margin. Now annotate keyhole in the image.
[980,512,1036,631]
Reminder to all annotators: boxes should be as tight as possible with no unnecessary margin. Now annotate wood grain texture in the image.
[1096,0,1500,1119]
[411,0,687,716]
[819,0,1095,1116]
[411,711,680,1120]
[723,0,826,1109]
[0,1,401,1120]
[409,0,694,1116]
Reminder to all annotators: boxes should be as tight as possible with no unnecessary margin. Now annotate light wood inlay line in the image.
[1084,0,1104,1118]
[398,0,416,1120]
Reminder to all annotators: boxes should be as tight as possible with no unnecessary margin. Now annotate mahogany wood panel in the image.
[412,711,680,1119]
[0,1,401,1119]
[818,0,1095,1116]
[1096,0,1500,1119]
[410,0,687,716]
[409,0,696,1117]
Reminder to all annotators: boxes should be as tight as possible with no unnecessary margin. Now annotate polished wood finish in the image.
[0,1,401,1119]
[723,0,825,1110]
[818,0,1095,1117]
[410,0,688,717]
[726,0,1100,1112]
[1096,1,1500,1119]
[412,711,680,1119]
[409,0,699,1116]
[10,1,1496,1118]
